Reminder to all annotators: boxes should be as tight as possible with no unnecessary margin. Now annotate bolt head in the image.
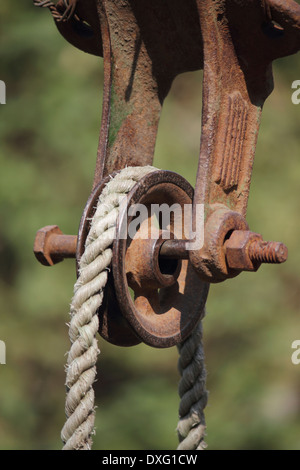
[34,225,63,266]
[225,230,263,271]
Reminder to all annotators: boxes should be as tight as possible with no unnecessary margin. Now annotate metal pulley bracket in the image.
[189,0,300,282]
[34,0,300,347]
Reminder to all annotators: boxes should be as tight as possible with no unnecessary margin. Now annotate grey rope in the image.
[177,318,208,450]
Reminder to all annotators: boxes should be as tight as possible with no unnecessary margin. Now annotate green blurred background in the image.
[1,1,300,450]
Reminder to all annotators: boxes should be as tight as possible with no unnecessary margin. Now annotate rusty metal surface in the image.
[112,170,209,348]
[34,225,77,266]
[125,231,182,291]
[190,207,250,282]
[225,230,288,271]
[189,0,300,281]
[93,0,204,187]
[160,239,189,260]
[33,0,299,347]
[192,0,300,218]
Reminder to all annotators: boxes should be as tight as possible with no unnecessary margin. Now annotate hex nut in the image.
[33,225,64,266]
[224,230,263,271]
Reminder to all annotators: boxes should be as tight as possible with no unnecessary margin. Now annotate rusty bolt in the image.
[224,230,288,272]
[248,239,288,264]
[34,225,77,266]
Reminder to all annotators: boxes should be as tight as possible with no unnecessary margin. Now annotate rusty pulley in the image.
[34,0,300,348]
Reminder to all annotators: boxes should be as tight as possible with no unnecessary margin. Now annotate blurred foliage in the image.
[1,1,300,450]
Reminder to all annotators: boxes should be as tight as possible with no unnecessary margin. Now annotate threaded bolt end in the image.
[248,240,288,264]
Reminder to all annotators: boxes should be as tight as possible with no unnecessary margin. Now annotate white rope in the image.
[61,166,157,450]
[60,165,208,451]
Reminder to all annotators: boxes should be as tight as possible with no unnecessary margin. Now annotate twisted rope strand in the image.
[177,318,208,450]
[61,166,157,450]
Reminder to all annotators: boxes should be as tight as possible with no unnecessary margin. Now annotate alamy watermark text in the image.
[0,340,6,364]
[291,340,300,365]
[291,80,300,105]
[0,80,6,104]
